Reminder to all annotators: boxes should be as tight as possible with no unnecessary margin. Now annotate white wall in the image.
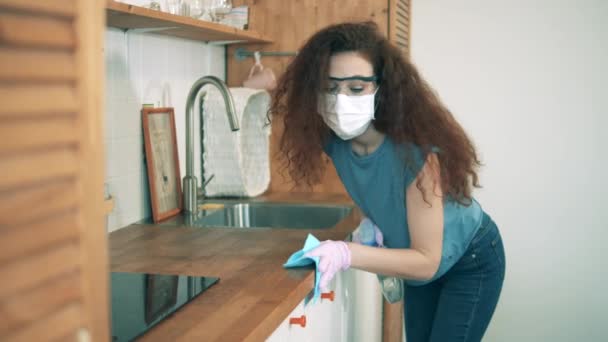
[411,1,607,341]
[104,28,225,232]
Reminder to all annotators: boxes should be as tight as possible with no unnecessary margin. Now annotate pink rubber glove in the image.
[305,240,351,291]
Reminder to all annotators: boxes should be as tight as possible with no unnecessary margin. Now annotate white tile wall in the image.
[104,28,225,232]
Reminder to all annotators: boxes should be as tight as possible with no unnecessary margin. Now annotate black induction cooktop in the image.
[110,272,219,342]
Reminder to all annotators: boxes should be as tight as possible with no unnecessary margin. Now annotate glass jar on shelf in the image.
[189,0,205,19]
[208,0,232,22]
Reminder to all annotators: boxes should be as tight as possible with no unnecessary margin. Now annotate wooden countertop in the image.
[109,192,361,341]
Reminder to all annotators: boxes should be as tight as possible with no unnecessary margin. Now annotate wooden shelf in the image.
[106,1,272,44]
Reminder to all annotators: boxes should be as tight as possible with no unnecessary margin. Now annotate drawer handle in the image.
[321,291,335,302]
[289,315,306,328]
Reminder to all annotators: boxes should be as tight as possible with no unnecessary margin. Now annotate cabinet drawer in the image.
[266,277,341,342]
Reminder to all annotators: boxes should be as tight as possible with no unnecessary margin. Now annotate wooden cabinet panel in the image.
[0,243,81,298]
[0,0,108,341]
[0,117,78,153]
[0,179,79,226]
[0,85,78,116]
[0,49,76,81]
[5,303,83,342]
[0,0,76,17]
[0,13,75,49]
[0,148,79,189]
[0,272,82,336]
[389,0,411,56]
[0,210,80,263]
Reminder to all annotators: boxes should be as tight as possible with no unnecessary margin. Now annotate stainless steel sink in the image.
[195,202,353,229]
[143,202,353,229]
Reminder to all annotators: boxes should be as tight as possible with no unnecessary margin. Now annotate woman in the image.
[270,22,505,341]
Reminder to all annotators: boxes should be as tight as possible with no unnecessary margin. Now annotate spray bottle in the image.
[353,218,404,304]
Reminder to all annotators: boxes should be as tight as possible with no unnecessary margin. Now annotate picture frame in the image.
[144,274,179,324]
[142,107,182,222]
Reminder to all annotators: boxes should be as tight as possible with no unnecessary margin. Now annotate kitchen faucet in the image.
[183,76,239,215]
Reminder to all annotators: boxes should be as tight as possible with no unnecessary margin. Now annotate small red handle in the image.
[321,291,335,302]
[289,315,307,328]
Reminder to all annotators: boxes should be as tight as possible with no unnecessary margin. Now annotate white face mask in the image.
[318,92,376,140]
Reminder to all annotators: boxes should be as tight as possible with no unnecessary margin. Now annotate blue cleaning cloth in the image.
[283,234,322,303]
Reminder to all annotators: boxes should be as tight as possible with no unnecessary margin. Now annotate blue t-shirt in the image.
[324,135,483,286]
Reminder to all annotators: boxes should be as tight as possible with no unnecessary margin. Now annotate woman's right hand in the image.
[305,240,351,291]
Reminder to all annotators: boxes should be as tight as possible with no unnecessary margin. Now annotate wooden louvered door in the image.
[385,3,412,342]
[386,2,413,341]
[389,0,411,57]
[0,1,108,341]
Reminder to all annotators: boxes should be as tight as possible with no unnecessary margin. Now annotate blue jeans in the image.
[404,213,505,342]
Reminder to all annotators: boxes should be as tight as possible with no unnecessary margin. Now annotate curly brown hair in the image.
[270,21,481,204]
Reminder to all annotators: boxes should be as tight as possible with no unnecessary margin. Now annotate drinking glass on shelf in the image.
[180,0,190,16]
[208,0,232,22]
[189,0,205,19]
[148,1,161,10]
[166,0,181,15]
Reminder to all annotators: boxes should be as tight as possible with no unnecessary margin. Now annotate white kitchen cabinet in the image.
[266,269,381,342]
[306,279,342,342]
[266,280,338,342]
[266,308,290,341]
[340,269,383,342]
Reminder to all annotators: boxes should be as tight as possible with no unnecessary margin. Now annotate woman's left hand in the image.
[305,240,351,290]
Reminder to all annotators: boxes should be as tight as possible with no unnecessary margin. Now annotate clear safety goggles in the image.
[323,75,379,96]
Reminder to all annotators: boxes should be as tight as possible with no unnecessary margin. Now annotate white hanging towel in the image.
[202,87,271,197]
